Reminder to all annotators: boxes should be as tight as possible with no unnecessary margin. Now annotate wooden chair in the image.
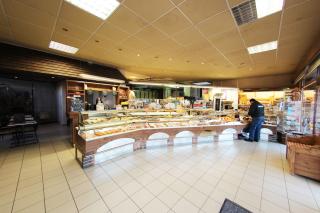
[286,135,320,181]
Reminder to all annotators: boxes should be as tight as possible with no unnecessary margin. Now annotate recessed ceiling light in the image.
[137,54,140,57]
[201,62,205,65]
[51,76,55,79]
[255,0,284,19]
[169,58,172,61]
[14,76,18,79]
[49,41,79,54]
[247,40,277,54]
[65,0,120,20]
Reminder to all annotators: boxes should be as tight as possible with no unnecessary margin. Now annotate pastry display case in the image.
[74,109,247,167]
[77,109,237,142]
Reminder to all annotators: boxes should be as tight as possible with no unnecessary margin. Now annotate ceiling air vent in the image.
[231,0,257,26]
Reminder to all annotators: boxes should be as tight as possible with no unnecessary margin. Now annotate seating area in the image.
[287,135,320,181]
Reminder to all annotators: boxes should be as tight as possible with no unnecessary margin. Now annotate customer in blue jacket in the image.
[245,99,265,142]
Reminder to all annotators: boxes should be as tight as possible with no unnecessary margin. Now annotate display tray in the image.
[79,121,243,142]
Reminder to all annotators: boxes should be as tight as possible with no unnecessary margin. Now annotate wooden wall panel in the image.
[0,43,126,81]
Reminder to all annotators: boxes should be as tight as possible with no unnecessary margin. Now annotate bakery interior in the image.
[0,0,320,212]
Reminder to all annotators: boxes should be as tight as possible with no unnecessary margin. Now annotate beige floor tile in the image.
[45,190,73,211]
[111,198,139,213]
[289,200,320,213]
[14,201,45,213]
[131,188,155,208]
[75,189,101,210]
[262,190,289,210]
[158,188,181,208]
[158,173,176,186]
[0,202,13,213]
[210,189,235,204]
[184,188,208,208]
[121,180,143,196]
[236,188,261,209]
[136,173,154,186]
[44,181,69,198]
[170,179,190,195]
[201,198,221,213]
[79,199,109,213]
[173,198,199,213]
[15,182,43,200]
[261,199,289,213]
[96,180,118,196]
[12,191,44,212]
[192,180,216,196]
[71,181,95,198]
[145,179,167,196]
[142,197,169,213]
[47,201,77,213]
[102,188,128,209]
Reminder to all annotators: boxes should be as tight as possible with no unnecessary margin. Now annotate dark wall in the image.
[0,43,126,81]
[0,77,57,123]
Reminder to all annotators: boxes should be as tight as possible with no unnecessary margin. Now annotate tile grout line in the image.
[280,143,292,213]
[38,141,47,213]
[50,140,80,213]
[260,142,270,211]
[10,146,26,213]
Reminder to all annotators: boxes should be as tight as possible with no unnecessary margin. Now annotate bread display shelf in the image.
[74,109,243,167]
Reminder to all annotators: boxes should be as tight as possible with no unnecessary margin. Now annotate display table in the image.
[75,123,246,167]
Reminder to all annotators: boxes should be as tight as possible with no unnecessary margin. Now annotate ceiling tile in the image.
[59,1,102,32]
[282,0,320,26]
[0,26,13,41]
[225,49,252,67]
[240,12,281,47]
[153,8,191,36]
[179,0,228,24]
[121,36,151,52]
[197,10,236,37]
[135,26,168,45]
[227,0,247,7]
[107,6,148,34]
[123,0,174,22]
[9,17,51,48]
[172,27,206,46]
[85,34,118,50]
[95,23,130,42]
[284,0,309,9]
[3,0,55,29]
[157,38,182,53]
[251,51,276,66]
[0,6,8,27]
[55,19,92,41]
[52,32,84,48]
[170,0,185,6]
[209,28,244,54]
[16,0,61,16]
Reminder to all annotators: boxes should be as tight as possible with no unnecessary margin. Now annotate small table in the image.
[0,116,38,147]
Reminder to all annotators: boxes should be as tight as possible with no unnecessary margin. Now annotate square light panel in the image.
[65,0,120,20]
[247,41,277,54]
[255,0,284,18]
[49,41,79,54]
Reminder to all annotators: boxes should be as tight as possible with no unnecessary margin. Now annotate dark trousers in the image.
[249,116,264,141]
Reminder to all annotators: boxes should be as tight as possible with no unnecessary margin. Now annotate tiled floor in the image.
[0,124,320,213]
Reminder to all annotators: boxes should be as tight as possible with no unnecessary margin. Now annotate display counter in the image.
[74,109,243,167]
[73,109,277,167]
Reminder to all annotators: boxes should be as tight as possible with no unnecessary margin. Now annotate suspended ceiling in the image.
[0,0,319,81]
